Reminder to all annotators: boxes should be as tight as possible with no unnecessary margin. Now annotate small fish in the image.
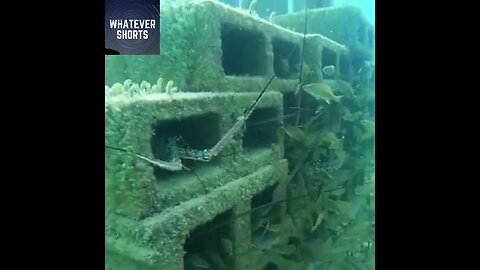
[184,254,210,269]
[360,119,375,138]
[283,126,305,142]
[360,119,375,131]
[220,238,233,257]
[322,65,336,77]
[307,159,339,176]
[355,182,374,196]
[324,79,356,97]
[205,250,228,269]
[303,83,343,104]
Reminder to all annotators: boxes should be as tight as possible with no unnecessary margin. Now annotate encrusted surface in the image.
[105,91,284,218]
[105,0,346,91]
[105,1,367,269]
[106,160,288,269]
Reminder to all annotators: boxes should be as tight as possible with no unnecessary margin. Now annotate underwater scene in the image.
[105,0,374,269]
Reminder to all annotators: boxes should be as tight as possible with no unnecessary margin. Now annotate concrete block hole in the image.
[243,107,281,152]
[251,182,284,270]
[221,23,269,76]
[322,47,337,72]
[272,38,300,79]
[184,209,235,270]
[251,182,281,231]
[150,113,221,180]
[263,263,279,270]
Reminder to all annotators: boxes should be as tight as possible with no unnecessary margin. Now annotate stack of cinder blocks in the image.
[105,1,366,269]
[273,5,375,80]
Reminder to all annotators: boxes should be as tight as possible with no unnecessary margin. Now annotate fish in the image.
[302,83,343,104]
[360,119,375,138]
[322,65,336,77]
[184,254,210,269]
[220,238,233,257]
[323,79,356,98]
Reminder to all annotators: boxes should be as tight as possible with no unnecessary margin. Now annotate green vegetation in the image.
[183,75,375,270]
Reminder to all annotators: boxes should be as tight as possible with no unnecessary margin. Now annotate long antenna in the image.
[295,0,308,126]
[105,145,207,190]
[243,74,276,118]
[298,0,308,85]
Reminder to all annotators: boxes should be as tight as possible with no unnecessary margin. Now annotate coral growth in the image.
[105,77,180,99]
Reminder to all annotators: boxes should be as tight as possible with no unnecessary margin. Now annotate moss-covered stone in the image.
[105,1,360,268]
[105,91,284,218]
[273,6,374,50]
[273,5,374,73]
[105,0,347,91]
[106,160,288,269]
[106,237,162,270]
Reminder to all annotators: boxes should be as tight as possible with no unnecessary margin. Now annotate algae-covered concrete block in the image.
[273,5,374,75]
[105,91,284,218]
[105,86,289,269]
[106,160,288,270]
[273,6,374,51]
[105,2,360,269]
[105,0,347,92]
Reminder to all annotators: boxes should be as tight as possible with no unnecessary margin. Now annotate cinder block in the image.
[105,1,354,269]
[106,91,284,218]
[105,91,288,269]
[106,158,288,269]
[105,0,347,92]
[273,5,374,79]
